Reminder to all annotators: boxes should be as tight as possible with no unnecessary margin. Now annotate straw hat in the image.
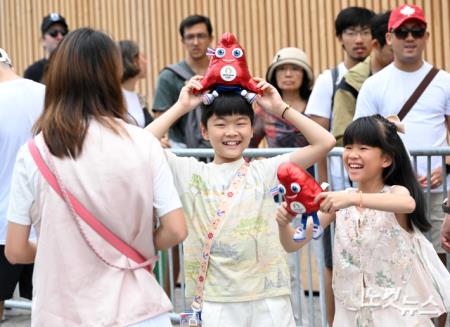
[266,47,314,88]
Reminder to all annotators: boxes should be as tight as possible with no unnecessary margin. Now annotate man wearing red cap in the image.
[355,5,450,324]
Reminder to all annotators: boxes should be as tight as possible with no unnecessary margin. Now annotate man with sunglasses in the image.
[355,6,450,324]
[24,12,68,83]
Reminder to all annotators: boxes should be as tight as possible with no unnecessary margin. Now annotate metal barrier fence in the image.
[6,147,450,327]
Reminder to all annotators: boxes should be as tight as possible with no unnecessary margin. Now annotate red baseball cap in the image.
[388,4,427,31]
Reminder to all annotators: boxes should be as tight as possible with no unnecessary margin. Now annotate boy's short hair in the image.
[179,15,213,38]
[200,93,254,127]
[335,7,375,37]
[370,11,391,47]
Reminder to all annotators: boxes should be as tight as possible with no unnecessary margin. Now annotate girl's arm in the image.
[316,185,416,214]
[254,78,336,168]
[276,202,335,252]
[5,222,36,264]
[145,76,203,139]
[154,208,187,251]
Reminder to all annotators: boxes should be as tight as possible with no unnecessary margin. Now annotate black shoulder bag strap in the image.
[398,67,439,121]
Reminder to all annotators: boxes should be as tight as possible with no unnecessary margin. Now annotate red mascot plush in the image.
[277,162,324,241]
[194,32,262,105]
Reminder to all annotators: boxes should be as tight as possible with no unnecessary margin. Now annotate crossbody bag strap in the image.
[398,67,439,121]
[28,138,156,274]
[191,162,250,314]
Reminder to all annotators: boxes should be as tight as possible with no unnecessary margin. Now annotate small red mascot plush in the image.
[277,162,324,241]
[194,32,262,105]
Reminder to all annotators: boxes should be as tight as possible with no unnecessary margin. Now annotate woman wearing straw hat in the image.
[251,47,314,152]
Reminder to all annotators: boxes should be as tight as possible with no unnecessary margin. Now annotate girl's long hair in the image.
[34,28,129,159]
[343,115,431,232]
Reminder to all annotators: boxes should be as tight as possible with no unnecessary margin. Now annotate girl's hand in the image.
[253,77,285,116]
[276,202,296,227]
[177,75,204,112]
[315,191,357,213]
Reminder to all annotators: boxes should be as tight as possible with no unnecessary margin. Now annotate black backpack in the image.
[164,63,211,148]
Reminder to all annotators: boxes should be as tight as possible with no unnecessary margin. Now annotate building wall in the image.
[1,0,449,100]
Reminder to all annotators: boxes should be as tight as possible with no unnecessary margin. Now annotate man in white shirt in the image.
[304,7,374,325]
[354,5,450,324]
[0,48,45,321]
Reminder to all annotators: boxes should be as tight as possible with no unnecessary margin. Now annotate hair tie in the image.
[386,115,405,134]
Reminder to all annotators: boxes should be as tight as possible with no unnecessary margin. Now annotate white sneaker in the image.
[293,226,306,242]
[312,225,323,240]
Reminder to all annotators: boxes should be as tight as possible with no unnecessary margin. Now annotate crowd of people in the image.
[1,3,450,327]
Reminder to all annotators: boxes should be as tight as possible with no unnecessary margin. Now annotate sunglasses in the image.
[47,29,68,38]
[392,27,426,39]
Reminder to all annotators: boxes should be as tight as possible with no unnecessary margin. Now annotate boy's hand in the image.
[276,202,296,227]
[177,75,204,112]
[253,78,285,116]
[315,191,356,213]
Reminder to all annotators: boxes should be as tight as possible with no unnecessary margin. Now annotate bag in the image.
[164,63,211,148]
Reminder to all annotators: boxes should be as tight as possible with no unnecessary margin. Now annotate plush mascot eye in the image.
[232,48,243,58]
[290,183,301,193]
[278,184,286,195]
[215,48,226,58]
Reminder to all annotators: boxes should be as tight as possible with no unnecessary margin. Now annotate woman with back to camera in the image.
[5,28,186,326]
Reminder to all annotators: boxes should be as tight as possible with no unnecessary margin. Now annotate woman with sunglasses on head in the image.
[119,40,153,128]
[5,28,186,326]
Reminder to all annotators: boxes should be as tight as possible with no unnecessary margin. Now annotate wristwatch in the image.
[442,198,450,214]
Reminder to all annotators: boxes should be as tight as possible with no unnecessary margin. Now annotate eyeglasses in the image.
[47,29,67,38]
[183,33,210,43]
[392,27,426,39]
[342,28,372,39]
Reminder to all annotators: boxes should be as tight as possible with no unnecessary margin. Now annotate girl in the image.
[5,28,186,326]
[276,115,450,326]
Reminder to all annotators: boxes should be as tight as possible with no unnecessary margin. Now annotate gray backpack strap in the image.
[330,66,339,113]
[164,62,194,81]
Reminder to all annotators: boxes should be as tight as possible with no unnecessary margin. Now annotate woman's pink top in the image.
[9,120,180,326]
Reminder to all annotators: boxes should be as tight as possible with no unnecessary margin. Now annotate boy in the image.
[147,76,335,326]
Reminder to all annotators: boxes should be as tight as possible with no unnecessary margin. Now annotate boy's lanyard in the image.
[191,162,250,315]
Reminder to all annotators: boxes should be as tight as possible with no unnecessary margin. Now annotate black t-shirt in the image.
[24,59,48,83]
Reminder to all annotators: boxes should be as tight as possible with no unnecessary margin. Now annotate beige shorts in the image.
[428,192,446,254]
[201,295,295,327]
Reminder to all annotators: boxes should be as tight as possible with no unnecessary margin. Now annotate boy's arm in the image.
[254,78,336,171]
[146,76,203,139]
[276,202,335,253]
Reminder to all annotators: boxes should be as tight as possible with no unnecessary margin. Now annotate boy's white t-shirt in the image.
[123,89,146,128]
[355,62,450,192]
[0,78,45,243]
[165,151,291,302]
